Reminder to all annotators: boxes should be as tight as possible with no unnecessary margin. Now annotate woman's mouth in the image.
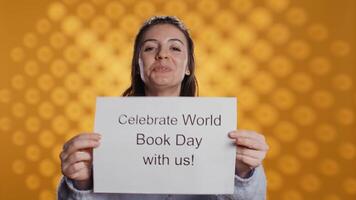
[153,65,171,73]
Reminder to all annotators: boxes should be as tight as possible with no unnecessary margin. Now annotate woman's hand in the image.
[60,133,101,190]
[229,130,269,178]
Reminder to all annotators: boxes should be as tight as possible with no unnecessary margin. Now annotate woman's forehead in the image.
[142,24,187,44]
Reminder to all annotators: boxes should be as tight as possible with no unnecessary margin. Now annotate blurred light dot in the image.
[182,13,204,32]
[119,14,140,35]
[319,158,339,176]
[250,39,273,62]
[51,115,70,135]
[267,23,290,45]
[25,116,41,133]
[134,1,156,18]
[197,0,219,17]
[76,30,97,49]
[164,0,187,17]
[65,101,84,121]
[91,16,111,35]
[11,74,26,90]
[12,159,26,175]
[265,136,281,159]
[64,45,83,64]
[293,106,316,126]
[286,7,307,26]
[37,74,55,91]
[25,88,41,105]
[289,72,313,93]
[300,174,321,192]
[230,0,253,15]
[105,1,124,19]
[343,178,356,194]
[0,117,11,131]
[62,16,82,36]
[330,40,351,57]
[48,2,67,21]
[248,7,272,30]
[268,56,293,77]
[273,121,298,142]
[0,89,11,103]
[24,60,40,77]
[288,40,311,60]
[232,23,257,48]
[36,19,51,34]
[265,0,290,12]
[64,73,83,92]
[12,102,27,118]
[26,174,41,190]
[323,194,341,200]
[77,2,95,20]
[23,32,38,48]
[266,169,283,191]
[308,56,331,76]
[38,101,55,120]
[277,154,301,175]
[332,74,353,91]
[12,130,26,146]
[38,130,56,148]
[339,142,355,160]
[26,145,41,161]
[314,124,337,143]
[312,90,334,109]
[79,115,94,130]
[39,159,56,177]
[37,46,54,63]
[10,47,25,62]
[50,32,67,49]
[237,87,259,111]
[239,118,262,132]
[296,139,319,159]
[52,144,62,163]
[270,88,296,110]
[253,104,279,126]
[251,71,275,94]
[336,108,354,125]
[307,24,328,41]
[39,190,55,200]
[50,59,68,78]
[51,87,69,106]
[282,189,302,200]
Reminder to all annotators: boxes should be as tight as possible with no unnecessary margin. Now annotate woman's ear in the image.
[185,68,190,75]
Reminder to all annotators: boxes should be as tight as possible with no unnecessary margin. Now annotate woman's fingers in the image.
[64,161,91,181]
[61,133,101,161]
[62,150,92,171]
[236,137,269,151]
[237,146,266,160]
[229,130,266,142]
[236,154,261,168]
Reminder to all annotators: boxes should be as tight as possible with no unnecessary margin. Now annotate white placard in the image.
[93,97,237,194]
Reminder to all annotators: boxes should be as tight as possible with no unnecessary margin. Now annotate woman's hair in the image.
[122,16,198,96]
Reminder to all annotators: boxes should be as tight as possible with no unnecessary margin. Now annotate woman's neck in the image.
[145,86,181,96]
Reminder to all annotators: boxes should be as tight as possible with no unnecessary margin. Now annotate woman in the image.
[58,16,269,200]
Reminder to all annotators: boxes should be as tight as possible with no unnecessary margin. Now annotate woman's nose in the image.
[155,48,169,60]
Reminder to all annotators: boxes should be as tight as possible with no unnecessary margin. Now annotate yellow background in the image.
[0,0,355,199]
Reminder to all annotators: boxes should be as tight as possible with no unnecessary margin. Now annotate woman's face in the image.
[139,24,189,93]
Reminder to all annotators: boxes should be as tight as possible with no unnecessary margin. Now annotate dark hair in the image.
[122,16,198,96]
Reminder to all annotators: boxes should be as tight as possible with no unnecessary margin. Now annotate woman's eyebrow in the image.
[142,38,185,45]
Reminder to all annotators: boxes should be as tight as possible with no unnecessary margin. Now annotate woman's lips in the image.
[152,64,172,72]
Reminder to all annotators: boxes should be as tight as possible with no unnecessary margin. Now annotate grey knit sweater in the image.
[57,165,266,200]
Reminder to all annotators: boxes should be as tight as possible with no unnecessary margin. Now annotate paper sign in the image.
[93,97,237,194]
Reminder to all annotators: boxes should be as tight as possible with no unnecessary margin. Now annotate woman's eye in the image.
[143,47,154,52]
[171,47,181,52]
